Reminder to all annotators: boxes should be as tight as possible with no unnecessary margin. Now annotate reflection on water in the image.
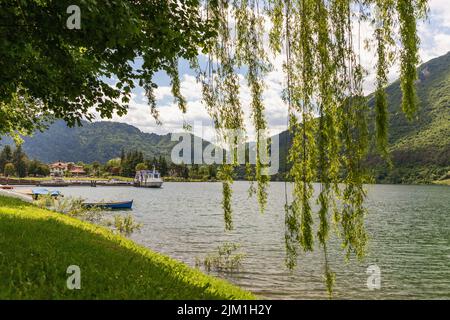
[40,182,450,299]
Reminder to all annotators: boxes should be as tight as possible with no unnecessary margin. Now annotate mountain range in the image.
[0,121,178,163]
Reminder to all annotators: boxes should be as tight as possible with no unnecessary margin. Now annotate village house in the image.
[49,162,86,177]
[69,165,86,176]
[49,162,68,176]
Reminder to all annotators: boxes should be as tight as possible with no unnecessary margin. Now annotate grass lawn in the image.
[0,195,254,299]
[107,176,134,182]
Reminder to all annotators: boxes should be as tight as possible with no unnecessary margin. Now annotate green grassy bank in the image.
[0,195,254,299]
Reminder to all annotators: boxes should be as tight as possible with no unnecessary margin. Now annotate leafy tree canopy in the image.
[0,0,212,137]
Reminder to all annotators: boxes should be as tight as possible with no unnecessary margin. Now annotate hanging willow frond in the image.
[166,59,187,113]
[235,0,270,213]
[374,0,395,157]
[188,0,427,295]
[397,0,420,120]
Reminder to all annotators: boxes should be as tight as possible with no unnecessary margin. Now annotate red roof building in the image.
[49,162,69,176]
[49,162,86,177]
[69,166,86,176]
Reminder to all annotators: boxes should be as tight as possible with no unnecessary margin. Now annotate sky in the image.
[103,0,450,141]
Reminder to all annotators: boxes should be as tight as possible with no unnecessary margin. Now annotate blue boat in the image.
[32,188,62,200]
[82,200,133,210]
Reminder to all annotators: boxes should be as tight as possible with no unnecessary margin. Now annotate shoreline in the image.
[0,188,33,202]
[3,180,450,189]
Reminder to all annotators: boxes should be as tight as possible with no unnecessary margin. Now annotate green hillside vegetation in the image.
[1,121,178,164]
[366,52,450,183]
[274,52,450,184]
[0,195,253,299]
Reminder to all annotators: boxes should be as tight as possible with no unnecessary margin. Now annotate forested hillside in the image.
[0,121,178,163]
[276,52,450,184]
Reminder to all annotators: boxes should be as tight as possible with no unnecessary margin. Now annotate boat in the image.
[134,167,163,188]
[31,188,62,200]
[0,185,14,190]
[82,200,133,210]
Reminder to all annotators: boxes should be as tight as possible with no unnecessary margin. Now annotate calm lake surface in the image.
[43,182,450,299]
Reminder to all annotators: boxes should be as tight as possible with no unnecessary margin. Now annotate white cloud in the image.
[419,29,450,63]
[427,0,450,28]
[417,0,450,61]
[154,86,172,101]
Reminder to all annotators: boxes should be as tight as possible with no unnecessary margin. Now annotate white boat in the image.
[134,167,163,188]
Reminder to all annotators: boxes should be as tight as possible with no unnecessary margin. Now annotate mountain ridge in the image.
[274,51,450,183]
[0,120,178,163]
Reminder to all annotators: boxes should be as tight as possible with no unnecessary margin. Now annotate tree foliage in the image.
[0,145,49,177]
[12,145,28,177]
[3,163,15,177]
[120,150,144,177]
[0,0,211,138]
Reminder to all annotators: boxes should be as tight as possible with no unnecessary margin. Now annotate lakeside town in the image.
[0,145,220,185]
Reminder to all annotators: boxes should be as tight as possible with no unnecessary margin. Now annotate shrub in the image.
[195,243,246,274]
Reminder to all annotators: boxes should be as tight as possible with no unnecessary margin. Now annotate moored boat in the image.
[134,167,163,188]
[82,200,133,210]
[0,185,14,190]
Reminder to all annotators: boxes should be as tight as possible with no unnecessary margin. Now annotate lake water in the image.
[30,182,450,299]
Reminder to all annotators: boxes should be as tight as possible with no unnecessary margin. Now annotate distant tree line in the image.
[0,145,219,181]
[0,145,50,178]
[108,149,217,180]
